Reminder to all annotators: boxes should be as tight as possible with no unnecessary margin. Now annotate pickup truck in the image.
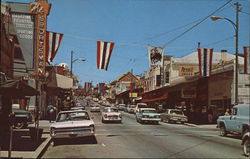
[217,104,249,137]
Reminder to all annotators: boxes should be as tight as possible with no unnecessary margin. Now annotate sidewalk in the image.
[185,123,218,130]
[0,120,52,159]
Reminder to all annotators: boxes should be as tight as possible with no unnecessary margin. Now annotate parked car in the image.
[242,132,249,157]
[217,104,249,137]
[90,105,100,112]
[50,110,95,145]
[160,109,188,124]
[101,107,122,123]
[135,103,148,113]
[117,104,127,111]
[12,109,33,129]
[127,105,136,114]
[70,106,85,111]
[136,108,161,124]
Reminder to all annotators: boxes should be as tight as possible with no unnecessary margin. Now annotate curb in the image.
[0,135,52,158]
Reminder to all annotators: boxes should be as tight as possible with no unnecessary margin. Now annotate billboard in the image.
[148,45,164,69]
[179,66,194,77]
[8,2,35,70]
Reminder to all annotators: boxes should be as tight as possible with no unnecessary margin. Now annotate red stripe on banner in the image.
[97,41,101,69]
[45,32,50,62]
[244,46,247,74]
[105,42,115,70]
[209,48,213,76]
[50,33,63,62]
[198,48,202,77]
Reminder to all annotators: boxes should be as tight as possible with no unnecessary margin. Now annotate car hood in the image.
[50,120,94,129]
[142,113,160,116]
[102,112,120,116]
[168,114,187,118]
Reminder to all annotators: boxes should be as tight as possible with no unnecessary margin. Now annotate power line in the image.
[162,0,233,48]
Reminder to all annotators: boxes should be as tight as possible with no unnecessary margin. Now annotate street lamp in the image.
[70,50,86,77]
[210,2,240,105]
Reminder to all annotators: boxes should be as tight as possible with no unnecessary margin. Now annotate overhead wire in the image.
[162,0,233,48]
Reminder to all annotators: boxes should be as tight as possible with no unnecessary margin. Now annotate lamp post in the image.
[70,50,86,77]
[211,2,240,105]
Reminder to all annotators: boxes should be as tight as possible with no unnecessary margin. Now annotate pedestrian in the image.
[224,108,230,116]
[47,105,55,123]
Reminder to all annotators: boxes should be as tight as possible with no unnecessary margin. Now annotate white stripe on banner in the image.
[99,41,104,70]
[198,48,213,77]
[48,32,53,62]
[104,42,111,70]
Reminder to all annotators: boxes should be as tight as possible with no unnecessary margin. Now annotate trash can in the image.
[29,127,43,140]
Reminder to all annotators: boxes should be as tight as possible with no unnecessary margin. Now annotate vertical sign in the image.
[30,1,51,76]
[148,46,164,69]
[8,1,36,70]
[243,46,250,74]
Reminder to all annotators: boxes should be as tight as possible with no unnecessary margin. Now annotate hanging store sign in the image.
[179,66,194,77]
[129,93,138,98]
[181,87,196,98]
[30,1,51,77]
[10,10,35,69]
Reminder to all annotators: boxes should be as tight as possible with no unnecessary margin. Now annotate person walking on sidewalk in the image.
[47,105,55,123]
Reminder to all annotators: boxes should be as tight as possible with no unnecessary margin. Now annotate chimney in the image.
[221,50,227,63]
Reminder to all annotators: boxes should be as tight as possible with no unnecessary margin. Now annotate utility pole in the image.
[70,51,73,77]
[235,2,239,105]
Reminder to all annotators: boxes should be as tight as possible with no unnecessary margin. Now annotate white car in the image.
[136,108,161,124]
[90,105,100,112]
[127,105,136,114]
[50,110,95,144]
[101,107,122,123]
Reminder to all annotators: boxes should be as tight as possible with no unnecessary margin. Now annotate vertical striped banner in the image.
[243,46,250,74]
[97,41,115,70]
[198,48,213,77]
[46,31,63,62]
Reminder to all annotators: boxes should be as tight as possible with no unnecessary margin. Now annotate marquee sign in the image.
[179,66,194,77]
[30,1,51,77]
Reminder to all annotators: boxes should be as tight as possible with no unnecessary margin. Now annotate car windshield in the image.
[56,111,90,122]
[104,108,118,112]
[138,104,147,108]
[142,109,155,113]
[170,110,183,115]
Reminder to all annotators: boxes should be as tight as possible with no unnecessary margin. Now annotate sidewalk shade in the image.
[29,127,44,141]
[0,79,39,97]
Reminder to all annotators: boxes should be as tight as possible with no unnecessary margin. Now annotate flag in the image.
[46,31,63,62]
[198,48,213,77]
[130,82,136,93]
[97,41,115,70]
[243,46,250,74]
[148,45,164,69]
[84,82,92,95]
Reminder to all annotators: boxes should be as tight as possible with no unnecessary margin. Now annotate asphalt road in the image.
[42,103,246,158]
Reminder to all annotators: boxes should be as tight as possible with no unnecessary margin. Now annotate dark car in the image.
[12,109,33,129]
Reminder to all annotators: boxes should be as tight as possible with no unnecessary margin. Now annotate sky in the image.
[3,0,250,86]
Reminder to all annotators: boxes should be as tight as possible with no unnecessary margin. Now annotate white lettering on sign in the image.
[11,13,34,40]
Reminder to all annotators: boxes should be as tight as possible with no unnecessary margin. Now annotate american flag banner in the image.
[97,41,115,70]
[46,31,63,62]
[198,48,213,77]
[243,46,250,74]
[84,82,92,95]
[98,83,105,95]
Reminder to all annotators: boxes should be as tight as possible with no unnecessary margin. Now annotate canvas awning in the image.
[0,79,39,97]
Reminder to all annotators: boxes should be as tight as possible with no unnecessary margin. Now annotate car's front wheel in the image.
[220,125,227,137]
[243,138,249,157]
[14,121,25,129]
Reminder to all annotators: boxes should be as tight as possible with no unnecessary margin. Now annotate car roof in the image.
[58,110,87,114]
[140,108,156,110]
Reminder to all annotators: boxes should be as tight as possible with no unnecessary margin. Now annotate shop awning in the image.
[142,92,168,103]
[0,79,39,97]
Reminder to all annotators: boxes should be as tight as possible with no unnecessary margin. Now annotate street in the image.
[42,103,245,158]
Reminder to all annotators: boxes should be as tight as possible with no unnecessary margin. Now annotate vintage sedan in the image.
[101,107,122,123]
[90,105,100,112]
[50,110,95,143]
[136,108,161,124]
[242,132,249,157]
[160,109,188,124]
[127,105,136,114]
